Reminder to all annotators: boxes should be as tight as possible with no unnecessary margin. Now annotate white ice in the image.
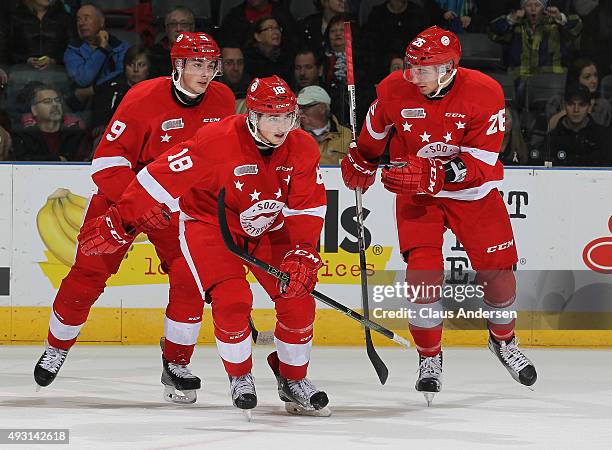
[1,345,611,449]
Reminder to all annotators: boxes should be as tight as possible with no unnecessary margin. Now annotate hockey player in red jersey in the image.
[77,76,330,417]
[341,26,536,404]
[34,32,236,404]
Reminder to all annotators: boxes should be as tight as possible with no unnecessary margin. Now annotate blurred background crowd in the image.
[1,0,611,167]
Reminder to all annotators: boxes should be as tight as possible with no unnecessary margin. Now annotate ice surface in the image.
[1,345,611,449]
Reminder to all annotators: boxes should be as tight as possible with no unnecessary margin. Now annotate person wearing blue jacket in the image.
[64,4,129,88]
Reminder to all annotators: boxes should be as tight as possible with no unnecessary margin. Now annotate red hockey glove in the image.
[340,142,378,192]
[278,245,323,299]
[381,156,445,196]
[133,203,171,233]
[78,206,132,256]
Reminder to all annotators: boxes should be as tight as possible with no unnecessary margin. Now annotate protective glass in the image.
[182,58,222,78]
[254,110,298,135]
[403,60,447,83]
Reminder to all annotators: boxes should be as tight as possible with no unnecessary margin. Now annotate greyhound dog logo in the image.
[582,216,612,274]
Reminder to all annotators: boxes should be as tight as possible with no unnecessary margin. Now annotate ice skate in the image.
[416,352,443,406]
[161,357,201,404]
[268,352,331,417]
[34,344,69,389]
[488,335,537,387]
[229,373,257,421]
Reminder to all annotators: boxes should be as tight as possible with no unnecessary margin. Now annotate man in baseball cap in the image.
[297,86,351,165]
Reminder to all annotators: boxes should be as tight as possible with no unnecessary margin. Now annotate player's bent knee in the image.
[477,268,516,307]
[209,278,252,331]
[404,247,444,304]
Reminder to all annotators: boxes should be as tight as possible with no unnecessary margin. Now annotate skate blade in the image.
[35,384,42,393]
[163,386,197,404]
[423,392,435,406]
[285,402,332,417]
[243,409,253,421]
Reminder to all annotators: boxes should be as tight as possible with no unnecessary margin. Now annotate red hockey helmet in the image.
[246,75,297,114]
[246,76,299,148]
[404,26,461,68]
[171,32,221,71]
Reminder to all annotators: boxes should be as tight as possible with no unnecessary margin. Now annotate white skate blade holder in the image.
[423,392,435,407]
[163,386,197,404]
[285,402,332,417]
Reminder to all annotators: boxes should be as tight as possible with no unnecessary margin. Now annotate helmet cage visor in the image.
[403,59,452,83]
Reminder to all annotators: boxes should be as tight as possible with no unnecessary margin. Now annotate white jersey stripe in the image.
[136,167,180,212]
[178,220,206,301]
[460,146,499,166]
[366,111,393,141]
[283,205,327,218]
[91,156,132,175]
[435,179,503,201]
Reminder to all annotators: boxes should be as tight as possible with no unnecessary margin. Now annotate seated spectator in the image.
[499,106,529,165]
[362,0,443,84]
[243,16,293,81]
[298,0,345,56]
[219,46,250,114]
[150,6,195,78]
[91,45,151,140]
[297,85,350,165]
[543,84,611,166]
[8,0,75,70]
[219,0,297,51]
[488,1,582,83]
[388,53,403,74]
[436,0,486,33]
[64,4,130,88]
[12,84,91,161]
[0,106,11,160]
[293,48,324,92]
[546,57,612,129]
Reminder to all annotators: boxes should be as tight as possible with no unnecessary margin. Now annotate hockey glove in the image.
[340,142,378,192]
[278,244,323,299]
[133,203,171,233]
[381,155,445,196]
[79,206,132,256]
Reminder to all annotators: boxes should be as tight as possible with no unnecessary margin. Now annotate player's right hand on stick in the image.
[78,206,132,256]
[278,244,323,298]
[340,142,378,192]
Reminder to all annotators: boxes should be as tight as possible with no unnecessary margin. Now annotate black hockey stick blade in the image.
[366,330,388,384]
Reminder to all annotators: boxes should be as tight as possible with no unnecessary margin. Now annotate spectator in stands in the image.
[293,48,324,92]
[8,0,74,69]
[150,6,195,78]
[297,85,350,165]
[91,45,151,141]
[0,102,11,160]
[488,1,582,82]
[298,0,346,55]
[362,0,444,84]
[546,57,612,129]
[388,53,403,74]
[436,0,486,33]
[243,16,293,81]
[64,4,130,88]
[220,0,297,51]
[11,84,90,161]
[543,84,611,166]
[220,46,250,114]
[499,106,529,165]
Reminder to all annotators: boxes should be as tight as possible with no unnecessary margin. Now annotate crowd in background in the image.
[1,0,611,167]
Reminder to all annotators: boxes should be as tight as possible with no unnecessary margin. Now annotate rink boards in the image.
[0,163,610,346]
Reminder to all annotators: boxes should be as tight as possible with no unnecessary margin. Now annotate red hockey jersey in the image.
[117,115,327,247]
[358,68,506,201]
[90,77,236,202]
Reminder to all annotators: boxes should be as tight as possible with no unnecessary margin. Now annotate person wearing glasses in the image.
[11,84,90,161]
[150,6,196,77]
[244,16,293,81]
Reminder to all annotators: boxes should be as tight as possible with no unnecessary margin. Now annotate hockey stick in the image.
[344,21,389,385]
[216,188,410,349]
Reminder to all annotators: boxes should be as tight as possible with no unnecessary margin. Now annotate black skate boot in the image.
[268,351,331,417]
[416,352,443,406]
[34,344,69,388]
[161,357,201,404]
[229,373,257,420]
[488,334,537,387]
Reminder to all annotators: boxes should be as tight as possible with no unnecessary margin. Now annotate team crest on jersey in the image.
[234,164,259,176]
[416,142,460,159]
[162,118,184,131]
[240,200,284,237]
[401,108,427,119]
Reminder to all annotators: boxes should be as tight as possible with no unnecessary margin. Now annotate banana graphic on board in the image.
[37,188,149,267]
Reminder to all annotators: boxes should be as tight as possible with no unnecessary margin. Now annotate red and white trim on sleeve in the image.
[164,317,201,346]
[460,146,500,166]
[136,167,180,212]
[90,156,132,175]
[365,111,393,141]
[282,205,327,218]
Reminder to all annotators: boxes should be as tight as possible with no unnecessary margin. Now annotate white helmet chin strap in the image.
[429,66,457,98]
